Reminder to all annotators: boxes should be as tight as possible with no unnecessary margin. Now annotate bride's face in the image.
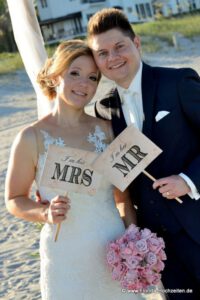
[58,55,99,108]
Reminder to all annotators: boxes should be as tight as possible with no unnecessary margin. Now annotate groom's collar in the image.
[117,62,143,99]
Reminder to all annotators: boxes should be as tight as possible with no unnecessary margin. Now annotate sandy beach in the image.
[0,37,200,300]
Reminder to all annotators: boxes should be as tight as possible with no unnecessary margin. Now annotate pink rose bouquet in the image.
[106,224,166,291]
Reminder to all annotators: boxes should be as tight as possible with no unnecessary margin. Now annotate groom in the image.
[87,8,200,300]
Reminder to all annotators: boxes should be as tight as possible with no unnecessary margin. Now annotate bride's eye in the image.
[70,71,80,77]
[89,75,98,82]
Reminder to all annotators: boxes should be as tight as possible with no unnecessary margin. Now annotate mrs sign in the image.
[40,145,100,195]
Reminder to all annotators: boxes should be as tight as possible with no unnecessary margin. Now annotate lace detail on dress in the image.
[40,130,66,151]
[87,126,107,153]
[36,130,66,184]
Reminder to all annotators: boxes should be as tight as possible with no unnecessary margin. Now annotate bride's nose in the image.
[78,77,89,86]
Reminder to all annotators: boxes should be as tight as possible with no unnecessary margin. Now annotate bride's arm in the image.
[5,127,47,222]
[5,127,69,223]
[113,187,137,228]
[7,0,54,119]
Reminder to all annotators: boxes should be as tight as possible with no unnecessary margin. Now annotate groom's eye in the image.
[98,51,107,58]
[116,44,124,50]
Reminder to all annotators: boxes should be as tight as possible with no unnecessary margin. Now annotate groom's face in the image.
[89,29,141,89]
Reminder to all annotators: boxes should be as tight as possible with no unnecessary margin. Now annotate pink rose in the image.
[124,256,140,269]
[125,269,138,282]
[146,252,157,265]
[152,273,161,285]
[121,247,132,256]
[141,228,153,239]
[141,268,155,285]
[135,239,148,253]
[158,237,165,248]
[126,224,139,239]
[127,241,139,255]
[157,249,167,260]
[121,242,138,258]
[154,260,165,272]
[127,279,145,291]
[107,248,120,265]
[148,237,163,253]
[112,263,127,280]
[117,236,128,245]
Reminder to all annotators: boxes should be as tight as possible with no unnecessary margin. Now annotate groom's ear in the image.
[133,36,141,50]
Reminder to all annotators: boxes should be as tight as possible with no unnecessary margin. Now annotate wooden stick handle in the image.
[54,223,61,242]
[142,170,183,204]
[54,192,68,242]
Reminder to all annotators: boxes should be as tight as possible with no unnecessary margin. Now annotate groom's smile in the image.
[109,61,126,70]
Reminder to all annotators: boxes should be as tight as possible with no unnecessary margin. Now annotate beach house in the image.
[37,0,154,43]
[153,0,200,17]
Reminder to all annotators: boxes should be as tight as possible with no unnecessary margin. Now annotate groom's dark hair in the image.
[87,8,136,41]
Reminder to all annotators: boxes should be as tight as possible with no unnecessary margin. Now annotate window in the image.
[135,4,141,20]
[176,0,182,13]
[145,3,152,17]
[139,4,146,19]
[136,2,153,20]
[188,0,197,10]
[40,0,48,8]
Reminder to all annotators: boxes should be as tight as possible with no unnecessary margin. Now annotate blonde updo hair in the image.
[37,40,101,100]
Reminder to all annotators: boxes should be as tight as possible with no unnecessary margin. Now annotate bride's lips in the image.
[72,90,87,96]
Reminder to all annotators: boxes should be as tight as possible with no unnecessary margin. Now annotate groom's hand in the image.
[153,175,190,200]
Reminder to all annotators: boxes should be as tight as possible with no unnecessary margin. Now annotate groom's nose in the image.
[107,49,119,61]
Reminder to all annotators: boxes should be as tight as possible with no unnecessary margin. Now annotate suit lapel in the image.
[111,63,157,138]
[111,90,127,137]
[142,63,157,139]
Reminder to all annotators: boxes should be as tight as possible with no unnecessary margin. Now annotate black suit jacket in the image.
[95,63,200,245]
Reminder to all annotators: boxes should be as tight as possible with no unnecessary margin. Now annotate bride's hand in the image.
[45,195,70,224]
[36,190,49,205]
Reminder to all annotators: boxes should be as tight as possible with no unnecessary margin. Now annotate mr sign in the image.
[93,125,162,191]
[40,145,100,195]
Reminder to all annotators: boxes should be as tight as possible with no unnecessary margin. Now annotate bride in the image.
[6,36,145,300]
[6,1,166,299]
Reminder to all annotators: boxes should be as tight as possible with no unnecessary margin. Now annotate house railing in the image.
[45,27,87,45]
[81,0,106,3]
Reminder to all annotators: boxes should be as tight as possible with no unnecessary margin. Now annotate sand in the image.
[0,37,200,300]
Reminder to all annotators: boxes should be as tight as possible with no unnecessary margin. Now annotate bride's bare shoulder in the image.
[31,113,52,129]
[14,113,51,145]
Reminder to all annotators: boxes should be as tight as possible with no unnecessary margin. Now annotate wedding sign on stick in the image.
[93,125,182,204]
[40,144,101,195]
[93,125,162,191]
[40,145,101,241]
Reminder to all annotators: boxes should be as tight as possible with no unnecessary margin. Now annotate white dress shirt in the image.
[117,62,143,131]
[117,62,200,200]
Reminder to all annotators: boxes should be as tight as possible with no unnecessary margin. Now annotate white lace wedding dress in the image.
[35,127,164,300]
